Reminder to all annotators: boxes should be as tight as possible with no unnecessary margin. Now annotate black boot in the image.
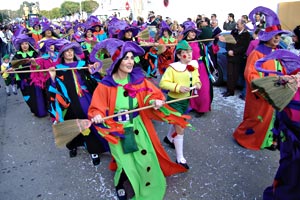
[91,154,100,166]
[69,148,77,158]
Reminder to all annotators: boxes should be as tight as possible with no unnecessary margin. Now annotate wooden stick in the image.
[140,38,215,47]
[6,66,90,74]
[101,94,199,121]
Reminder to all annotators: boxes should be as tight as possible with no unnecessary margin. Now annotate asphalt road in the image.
[0,79,280,200]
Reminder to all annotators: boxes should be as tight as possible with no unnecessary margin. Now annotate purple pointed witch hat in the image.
[182,21,201,37]
[107,18,128,37]
[249,6,290,41]
[159,20,172,37]
[38,38,66,54]
[57,39,83,58]
[117,22,140,40]
[13,34,36,51]
[255,49,300,75]
[90,38,144,75]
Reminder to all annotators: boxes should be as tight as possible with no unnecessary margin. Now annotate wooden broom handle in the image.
[6,66,90,74]
[101,94,198,120]
[140,38,215,47]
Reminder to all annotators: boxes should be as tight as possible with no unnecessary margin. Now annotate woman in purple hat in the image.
[181,21,214,118]
[12,34,48,117]
[29,39,62,120]
[39,23,59,48]
[47,40,109,165]
[233,6,290,151]
[251,50,300,199]
[88,38,189,200]
[157,20,178,75]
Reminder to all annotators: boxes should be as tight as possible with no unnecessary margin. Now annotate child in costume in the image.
[1,54,17,96]
[159,40,201,169]
[252,50,300,200]
[157,20,178,75]
[88,38,189,200]
[181,21,214,118]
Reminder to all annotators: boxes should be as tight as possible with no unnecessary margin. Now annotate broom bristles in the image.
[252,76,297,111]
[52,119,91,148]
[137,28,150,40]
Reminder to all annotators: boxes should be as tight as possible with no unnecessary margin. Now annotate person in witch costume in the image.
[157,20,178,75]
[159,40,201,169]
[252,49,300,199]
[12,34,49,117]
[233,6,290,151]
[47,40,109,165]
[181,21,214,118]
[88,38,189,200]
[29,38,63,121]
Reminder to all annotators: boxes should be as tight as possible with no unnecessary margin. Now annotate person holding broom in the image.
[47,39,109,165]
[250,49,300,199]
[88,38,190,200]
[12,33,48,117]
[233,6,290,151]
[159,40,201,169]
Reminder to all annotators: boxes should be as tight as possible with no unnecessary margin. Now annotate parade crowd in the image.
[1,5,300,200]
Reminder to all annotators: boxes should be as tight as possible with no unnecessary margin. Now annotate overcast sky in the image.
[3,0,298,23]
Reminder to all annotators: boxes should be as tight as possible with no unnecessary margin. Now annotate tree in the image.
[60,1,80,16]
[82,0,99,14]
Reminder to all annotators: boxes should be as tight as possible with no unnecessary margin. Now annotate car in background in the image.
[210,32,291,87]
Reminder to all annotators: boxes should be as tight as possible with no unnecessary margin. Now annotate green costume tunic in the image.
[112,77,166,200]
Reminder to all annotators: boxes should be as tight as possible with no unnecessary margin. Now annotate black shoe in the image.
[223,92,234,97]
[91,154,100,166]
[176,160,190,169]
[13,91,17,95]
[163,136,175,149]
[69,148,77,158]
[195,112,204,118]
[239,94,245,100]
[6,92,10,96]
[265,144,277,151]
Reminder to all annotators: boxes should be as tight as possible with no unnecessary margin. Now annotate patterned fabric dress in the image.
[233,45,287,150]
[88,68,189,200]
[263,89,300,199]
[13,50,48,117]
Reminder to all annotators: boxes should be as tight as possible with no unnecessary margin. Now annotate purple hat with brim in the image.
[108,18,128,37]
[13,34,36,51]
[90,38,145,76]
[182,21,201,37]
[57,39,83,58]
[255,49,300,75]
[118,25,140,40]
[38,38,66,54]
[41,22,53,33]
[249,6,290,41]
[159,20,172,37]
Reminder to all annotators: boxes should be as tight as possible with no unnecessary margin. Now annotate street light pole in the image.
[79,1,82,20]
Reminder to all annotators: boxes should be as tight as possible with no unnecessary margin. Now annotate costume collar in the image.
[101,67,145,87]
[256,43,277,55]
[170,60,198,71]
[17,50,34,58]
[161,36,176,43]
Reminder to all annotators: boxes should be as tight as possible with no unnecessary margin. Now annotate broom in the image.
[251,75,298,111]
[218,34,237,44]
[136,28,151,41]
[6,58,113,74]
[52,94,198,147]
